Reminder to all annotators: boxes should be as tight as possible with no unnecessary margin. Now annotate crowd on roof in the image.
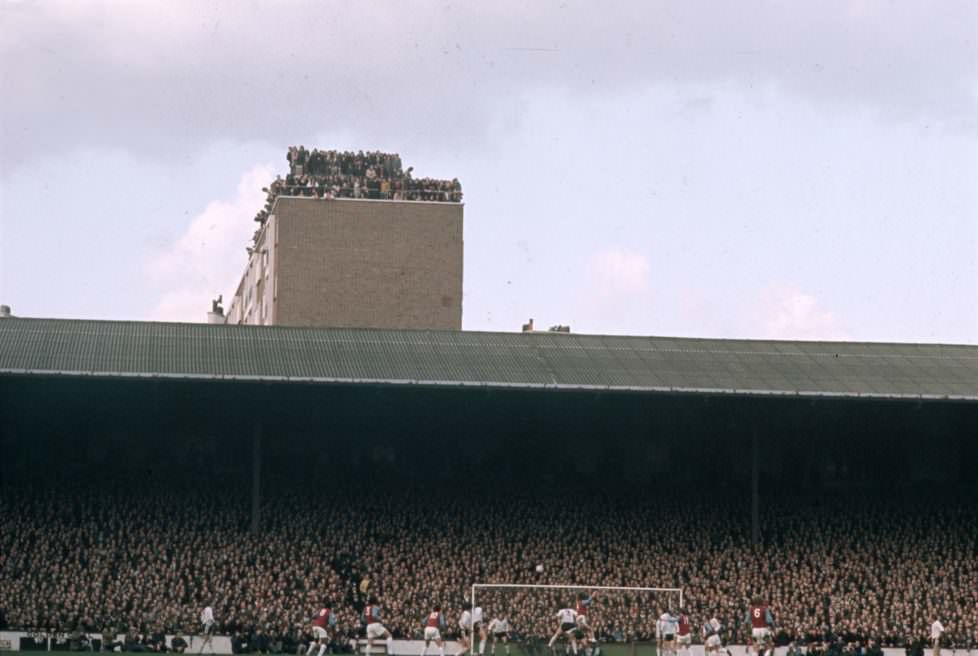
[1,467,976,653]
[251,147,462,227]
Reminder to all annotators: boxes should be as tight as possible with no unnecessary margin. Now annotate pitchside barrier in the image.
[0,632,231,654]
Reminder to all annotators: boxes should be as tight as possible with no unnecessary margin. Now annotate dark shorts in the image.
[561,623,576,633]
[663,635,675,642]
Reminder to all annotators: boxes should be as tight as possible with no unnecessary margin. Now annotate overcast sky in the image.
[1,0,976,343]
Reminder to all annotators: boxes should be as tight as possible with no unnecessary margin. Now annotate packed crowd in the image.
[0,472,976,651]
[251,148,462,226]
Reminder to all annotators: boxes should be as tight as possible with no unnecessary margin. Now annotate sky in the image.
[1,0,976,343]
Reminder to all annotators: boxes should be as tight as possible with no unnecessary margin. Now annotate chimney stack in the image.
[207,296,225,324]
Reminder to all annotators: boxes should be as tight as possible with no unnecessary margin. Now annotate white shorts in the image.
[677,635,691,646]
[706,636,722,649]
[367,623,387,639]
[313,627,329,640]
[752,628,771,641]
[202,621,215,635]
[424,628,441,642]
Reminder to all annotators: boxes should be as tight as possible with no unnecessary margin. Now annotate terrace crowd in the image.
[0,471,976,652]
[252,148,462,226]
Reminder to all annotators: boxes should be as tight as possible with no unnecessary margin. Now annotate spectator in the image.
[0,467,976,649]
[124,629,145,653]
[253,148,462,229]
[170,633,188,654]
[102,626,123,653]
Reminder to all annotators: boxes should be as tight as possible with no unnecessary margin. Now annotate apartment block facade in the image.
[226,197,463,330]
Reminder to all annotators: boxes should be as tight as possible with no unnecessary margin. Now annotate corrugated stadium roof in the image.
[1,317,976,401]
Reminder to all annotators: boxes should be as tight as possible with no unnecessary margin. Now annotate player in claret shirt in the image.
[307,603,337,656]
[362,597,393,655]
[421,605,446,656]
[675,610,692,656]
[574,593,595,648]
[745,597,774,656]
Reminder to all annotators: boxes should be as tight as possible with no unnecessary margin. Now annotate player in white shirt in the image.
[487,616,511,656]
[656,611,679,656]
[931,620,945,656]
[702,617,729,656]
[472,604,488,655]
[459,603,474,654]
[198,606,215,654]
[548,608,580,654]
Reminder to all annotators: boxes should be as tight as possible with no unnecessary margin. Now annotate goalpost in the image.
[469,583,683,656]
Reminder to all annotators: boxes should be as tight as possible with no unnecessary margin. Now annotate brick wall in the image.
[272,197,463,330]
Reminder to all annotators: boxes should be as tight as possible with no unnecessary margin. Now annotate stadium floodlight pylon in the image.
[469,583,683,653]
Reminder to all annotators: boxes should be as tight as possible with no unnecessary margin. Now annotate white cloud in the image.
[760,284,849,341]
[146,164,272,322]
[588,249,650,294]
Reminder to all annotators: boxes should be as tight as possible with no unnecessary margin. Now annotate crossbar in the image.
[473,584,679,593]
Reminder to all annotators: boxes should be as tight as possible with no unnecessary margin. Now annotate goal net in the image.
[468,584,683,656]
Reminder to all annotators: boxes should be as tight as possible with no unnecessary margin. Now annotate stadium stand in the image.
[1,318,977,653]
[0,470,975,650]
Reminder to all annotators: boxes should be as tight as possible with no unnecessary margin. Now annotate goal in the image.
[468,583,683,654]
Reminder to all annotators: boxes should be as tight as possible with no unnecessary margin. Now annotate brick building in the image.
[225,196,463,329]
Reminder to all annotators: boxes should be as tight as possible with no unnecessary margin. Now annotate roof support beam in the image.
[251,420,262,535]
[751,429,760,547]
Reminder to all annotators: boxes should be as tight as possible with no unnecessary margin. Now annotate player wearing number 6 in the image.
[746,597,774,655]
